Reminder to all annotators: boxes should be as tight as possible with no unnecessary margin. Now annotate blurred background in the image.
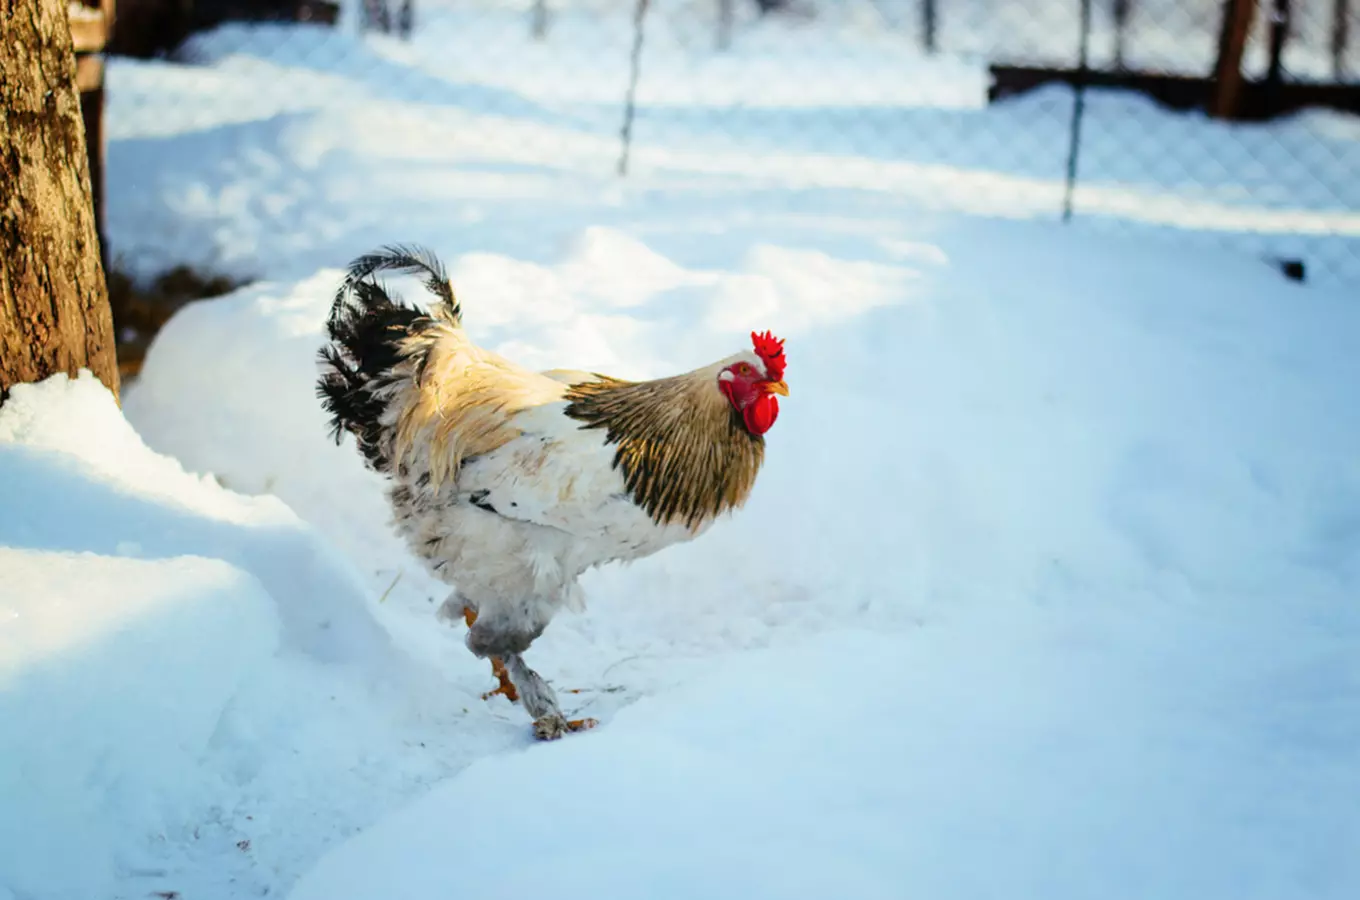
[69,0,1358,371]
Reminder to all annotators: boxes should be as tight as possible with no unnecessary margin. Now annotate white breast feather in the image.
[455,402,701,561]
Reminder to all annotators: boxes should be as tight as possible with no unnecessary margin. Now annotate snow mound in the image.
[0,374,458,900]
[1,371,391,664]
[0,550,278,900]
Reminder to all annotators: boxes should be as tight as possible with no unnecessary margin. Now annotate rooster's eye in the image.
[738,364,752,375]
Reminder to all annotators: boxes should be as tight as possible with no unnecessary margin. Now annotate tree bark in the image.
[0,0,119,405]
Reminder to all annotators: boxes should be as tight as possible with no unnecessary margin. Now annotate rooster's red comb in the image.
[751,330,786,381]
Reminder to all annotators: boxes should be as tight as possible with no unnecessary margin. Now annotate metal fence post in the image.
[618,0,651,176]
[532,0,548,39]
[1265,0,1292,88]
[718,0,734,51]
[1113,0,1131,70]
[1062,0,1093,222]
[1332,0,1349,80]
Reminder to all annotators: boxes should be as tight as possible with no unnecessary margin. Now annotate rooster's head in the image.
[717,330,789,436]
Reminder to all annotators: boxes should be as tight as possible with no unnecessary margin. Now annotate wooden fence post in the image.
[70,0,111,264]
[1210,0,1258,118]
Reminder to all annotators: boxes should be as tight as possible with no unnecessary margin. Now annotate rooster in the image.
[316,245,788,739]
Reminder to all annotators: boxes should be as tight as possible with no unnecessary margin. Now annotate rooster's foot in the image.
[481,656,520,703]
[462,606,522,704]
[532,714,600,741]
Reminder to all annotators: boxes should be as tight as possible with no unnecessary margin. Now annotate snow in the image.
[0,549,278,900]
[3,6,1360,900]
[289,622,1360,900]
[0,375,466,900]
[101,214,1360,899]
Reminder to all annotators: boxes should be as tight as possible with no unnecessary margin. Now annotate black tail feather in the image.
[317,244,456,473]
[330,243,459,330]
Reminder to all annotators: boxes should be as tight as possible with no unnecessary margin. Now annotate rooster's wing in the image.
[453,402,659,545]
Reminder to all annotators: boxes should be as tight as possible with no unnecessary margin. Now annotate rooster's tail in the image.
[316,244,459,473]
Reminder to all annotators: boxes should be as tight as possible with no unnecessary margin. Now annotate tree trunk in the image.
[0,0,119,405]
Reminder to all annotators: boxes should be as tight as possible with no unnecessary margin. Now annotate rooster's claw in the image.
[532,715,599,741]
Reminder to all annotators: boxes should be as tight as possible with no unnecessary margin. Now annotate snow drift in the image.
[0,375,458,900]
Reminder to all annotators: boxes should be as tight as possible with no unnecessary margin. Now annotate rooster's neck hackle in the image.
[563,367,765,531]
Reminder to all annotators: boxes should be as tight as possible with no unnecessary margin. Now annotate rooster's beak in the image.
[764,380,789,396]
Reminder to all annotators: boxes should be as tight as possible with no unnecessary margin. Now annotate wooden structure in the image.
[1210,0,1257,118]
[990,0,1360,122]
[989,66,1360,121]
[68,0,344,257]
[69,0,113,262]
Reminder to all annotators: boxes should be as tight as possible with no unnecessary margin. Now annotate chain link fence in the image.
[103,1,1360,289]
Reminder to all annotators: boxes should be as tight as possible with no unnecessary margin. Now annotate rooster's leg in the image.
[462,599,594,740]
[461,606,519,703]
[501,652,598,741]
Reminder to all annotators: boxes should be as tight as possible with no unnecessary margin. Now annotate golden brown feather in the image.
[390,320,567,488]
[564,369,765,530]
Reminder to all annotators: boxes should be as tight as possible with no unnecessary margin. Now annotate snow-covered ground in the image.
[7,215,1360,899]
[4,7,1360,900]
